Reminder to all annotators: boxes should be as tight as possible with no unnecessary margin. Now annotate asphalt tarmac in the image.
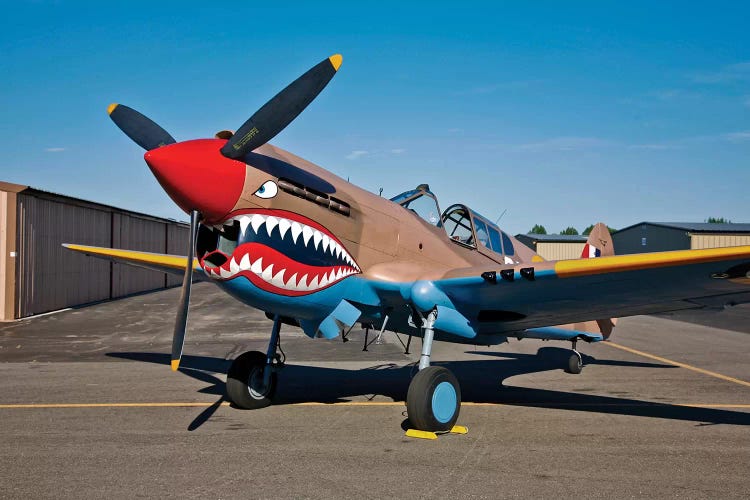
[1,283,748,499]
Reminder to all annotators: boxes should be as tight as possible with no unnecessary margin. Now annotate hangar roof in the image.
[1,179,188,225]
[615,222,750,234]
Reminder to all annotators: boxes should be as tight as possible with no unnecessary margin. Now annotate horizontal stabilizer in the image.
[520,326,604,343]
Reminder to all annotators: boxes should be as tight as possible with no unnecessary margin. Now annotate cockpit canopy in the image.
[391,185,516,261]
[390,184,443,228]
[441,204,515,257]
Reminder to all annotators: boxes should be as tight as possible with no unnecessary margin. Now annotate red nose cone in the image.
[144,139,246,223]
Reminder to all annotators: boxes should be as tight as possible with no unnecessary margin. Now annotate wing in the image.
[64,244,204,279]
[433,246,750,335]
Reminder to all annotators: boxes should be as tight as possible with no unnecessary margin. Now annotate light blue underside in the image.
[209,269,577,341]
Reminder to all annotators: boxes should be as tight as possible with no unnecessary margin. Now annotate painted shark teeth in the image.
[239,254,251,270]
[250,214,265,234]
[278,218,291,239]
[226,213,360,272]
[204,212,362,293]
[290,221,303,243]
[239,217,251,235]
[265,216,279,237]
[204,255,359,292]
[300,225,311,246]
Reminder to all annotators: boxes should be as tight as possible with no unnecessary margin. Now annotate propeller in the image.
[220,54,343,159]
[171,209,200,371]
[107,53,344,371]
[107,103,176,151]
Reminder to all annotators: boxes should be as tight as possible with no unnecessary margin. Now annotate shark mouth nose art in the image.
[199,209,360,296]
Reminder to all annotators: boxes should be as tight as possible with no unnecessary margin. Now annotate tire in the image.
[406,366,461,432]
[566,352,583,374]
[226,351,277,409]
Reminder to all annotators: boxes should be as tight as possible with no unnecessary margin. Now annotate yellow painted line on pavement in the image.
[675,404,750,409]
[0,402,224,409]
[604,341,750,388]
[1,402,749,409]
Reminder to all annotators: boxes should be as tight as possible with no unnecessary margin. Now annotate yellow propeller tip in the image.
[170,359,180,371]
[107,103,119,115]
[329,54,343,71]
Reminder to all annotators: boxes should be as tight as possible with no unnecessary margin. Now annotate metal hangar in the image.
[0,181,189,321]
[613,222,750,255]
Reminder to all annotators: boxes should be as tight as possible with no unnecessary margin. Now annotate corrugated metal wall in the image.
[16,194,111,316]
[612,225,690,254]
[166,224,189,287]
[112,213,168,298]
[690,234,750,249]
[16,192,189,318]
[536,242,586,260]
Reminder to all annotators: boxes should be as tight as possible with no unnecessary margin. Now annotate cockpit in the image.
[442,204,516,261]
[390,184,443,228]
[391,185,518,264]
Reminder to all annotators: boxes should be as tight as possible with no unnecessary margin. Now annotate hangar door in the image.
[15,192,191,318]
[16,194,111,317]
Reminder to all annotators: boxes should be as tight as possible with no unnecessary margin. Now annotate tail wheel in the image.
[566,351,583,374]
[226,351,277,409]
[406,366,461,431]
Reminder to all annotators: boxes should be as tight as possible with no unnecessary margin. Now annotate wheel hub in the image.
[431,381,458,424]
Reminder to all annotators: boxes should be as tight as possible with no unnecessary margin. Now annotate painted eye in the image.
[254,180,278,199]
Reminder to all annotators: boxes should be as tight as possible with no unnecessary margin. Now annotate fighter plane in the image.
[66,54,750,433]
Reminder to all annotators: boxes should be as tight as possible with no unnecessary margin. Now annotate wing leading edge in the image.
[63,244,201,278]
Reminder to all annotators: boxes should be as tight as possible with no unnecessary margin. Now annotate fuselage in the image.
[143,138,537,339]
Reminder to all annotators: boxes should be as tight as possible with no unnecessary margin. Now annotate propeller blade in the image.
[220,54,343,159]
[171,209,200,371]
[107,103,177,151]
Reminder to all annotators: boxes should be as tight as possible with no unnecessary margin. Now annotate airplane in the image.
[65,54,750,434]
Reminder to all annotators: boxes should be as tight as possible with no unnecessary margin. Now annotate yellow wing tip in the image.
[171,359,180,371]
[107,103,119,115]
[329,54,343,71]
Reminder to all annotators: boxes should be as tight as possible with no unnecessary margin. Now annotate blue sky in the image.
[1,1,748,235]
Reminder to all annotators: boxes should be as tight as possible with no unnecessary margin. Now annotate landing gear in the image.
[565,339,583,374]
[226,315,284,409]
[226,350,278,408]
[407,366,461,431]
[405,309,462,432]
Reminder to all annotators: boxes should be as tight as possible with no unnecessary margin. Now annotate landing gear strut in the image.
[566,338,583,374]
[406,309,462,432]
[226,315,285,409]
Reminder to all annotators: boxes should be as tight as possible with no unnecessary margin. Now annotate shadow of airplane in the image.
[106,347,750,430]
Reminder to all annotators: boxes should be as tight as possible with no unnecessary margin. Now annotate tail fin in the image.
[532,223,618,342]
[580,222,616,339]
[581,222,614,258]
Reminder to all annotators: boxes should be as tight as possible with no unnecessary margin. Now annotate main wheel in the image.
[406,366,461,432]
[566,351,583,374]
[226,351,277,409]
